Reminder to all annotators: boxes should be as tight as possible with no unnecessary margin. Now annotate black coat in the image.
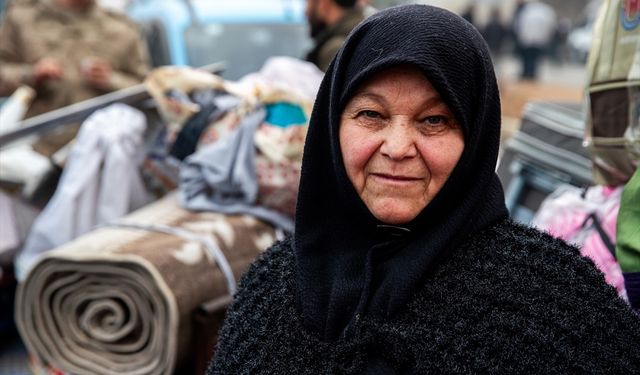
[209,220,640,374]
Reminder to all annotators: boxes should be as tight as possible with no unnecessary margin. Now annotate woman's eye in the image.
[359,110,381,119]
[424,116,445,125]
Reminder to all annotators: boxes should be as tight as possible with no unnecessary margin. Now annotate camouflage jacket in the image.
[0,0,149,118]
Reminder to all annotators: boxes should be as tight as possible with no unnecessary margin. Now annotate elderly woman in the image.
[208,5,640,373]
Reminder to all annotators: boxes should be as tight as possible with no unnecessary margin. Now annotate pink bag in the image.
[533,185,626,298]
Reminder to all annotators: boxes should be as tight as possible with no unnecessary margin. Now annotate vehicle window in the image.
[184,23,312,80]
[138,21,172,67]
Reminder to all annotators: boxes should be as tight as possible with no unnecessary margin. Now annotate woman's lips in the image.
[372,173,421,183]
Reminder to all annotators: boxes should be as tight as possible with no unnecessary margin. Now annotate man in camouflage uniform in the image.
[0,0,150,155]
[304,0,367,72]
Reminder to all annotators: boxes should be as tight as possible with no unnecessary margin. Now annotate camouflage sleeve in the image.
[108,28,150,91]
[316,36,346,72]
[0,8,35,95]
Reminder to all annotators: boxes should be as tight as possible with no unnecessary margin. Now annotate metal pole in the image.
[0,62,225,149]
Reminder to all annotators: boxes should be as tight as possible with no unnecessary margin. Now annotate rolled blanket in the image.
[15,194,277,375]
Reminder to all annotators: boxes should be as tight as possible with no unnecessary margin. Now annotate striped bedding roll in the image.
[15,194,277,375]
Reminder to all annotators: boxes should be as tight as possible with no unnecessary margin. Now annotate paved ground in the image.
[495,55,587,88]
[0,330,30,375]
[494,55,586,144]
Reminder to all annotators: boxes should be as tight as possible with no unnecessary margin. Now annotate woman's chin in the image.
[371,205,421,225]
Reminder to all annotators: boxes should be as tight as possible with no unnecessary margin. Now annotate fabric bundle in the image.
[182,88,311,233]
[15,194,277,375]
[144,61,322,233]
[15,104,151,281]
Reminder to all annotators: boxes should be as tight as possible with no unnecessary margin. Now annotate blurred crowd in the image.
[464,0,589,80]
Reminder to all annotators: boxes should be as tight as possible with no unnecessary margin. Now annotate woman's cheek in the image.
[344,136,378,175]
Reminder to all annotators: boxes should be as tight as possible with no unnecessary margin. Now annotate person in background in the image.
[357,0,377,17]
[482,7,505,59]
[0,0,149,155]
[304,0,366,72]
[617,166,640,314]
[461,3,475,25]
[513,0,557,80]
[508,0,526,57]
[208,5,640,373]
[549,16,572,64]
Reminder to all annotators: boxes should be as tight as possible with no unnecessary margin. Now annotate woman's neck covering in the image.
[294,4,509,341]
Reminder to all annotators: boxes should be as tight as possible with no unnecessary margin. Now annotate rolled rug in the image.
[15,194,278,375]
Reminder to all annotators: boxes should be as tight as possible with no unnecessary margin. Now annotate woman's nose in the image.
[379,121,417,160]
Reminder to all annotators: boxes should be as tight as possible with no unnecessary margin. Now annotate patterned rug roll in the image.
[15,194,277,374]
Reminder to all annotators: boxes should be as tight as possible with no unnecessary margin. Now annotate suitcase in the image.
[497,101,594,223]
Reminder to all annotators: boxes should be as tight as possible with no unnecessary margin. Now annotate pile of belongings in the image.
[144,57,322,232]
[15,56,323,374]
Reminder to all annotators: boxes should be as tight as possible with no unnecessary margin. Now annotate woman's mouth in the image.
[372,173,421,182]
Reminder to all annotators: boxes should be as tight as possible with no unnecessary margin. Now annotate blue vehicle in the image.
[127,0,312,80]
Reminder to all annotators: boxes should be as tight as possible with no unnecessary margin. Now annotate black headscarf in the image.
[294,4,509,341]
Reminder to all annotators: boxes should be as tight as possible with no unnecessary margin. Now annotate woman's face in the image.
[339,66,465,224]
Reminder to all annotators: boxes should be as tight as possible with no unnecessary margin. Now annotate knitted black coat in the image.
[208,220,640,374]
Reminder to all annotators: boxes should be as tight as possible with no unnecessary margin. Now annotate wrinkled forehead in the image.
[340,64,445,111]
